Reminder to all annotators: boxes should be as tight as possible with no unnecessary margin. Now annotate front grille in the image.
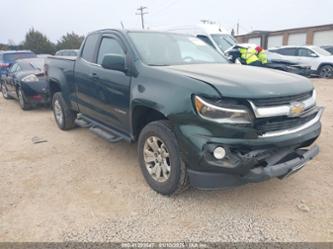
[255,110,318,134]
[251,91,313,107]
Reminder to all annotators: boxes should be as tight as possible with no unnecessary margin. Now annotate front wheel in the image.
[1,83,11,99]
[319,65,333,78]
[52,92,76,130]
[18,88,31,110]
[138,120,189,196]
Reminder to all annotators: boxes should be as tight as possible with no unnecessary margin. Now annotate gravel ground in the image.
[0,79,332,242]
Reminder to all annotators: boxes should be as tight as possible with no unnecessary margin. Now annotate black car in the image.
[321,45,333,55]
[1,58,49,110]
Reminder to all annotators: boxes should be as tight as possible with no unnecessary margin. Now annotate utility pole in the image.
[236,20,240,35]
[136,6,148,29]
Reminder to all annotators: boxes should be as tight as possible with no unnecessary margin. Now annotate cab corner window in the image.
[81,34,99,63]
[97,37,125,65]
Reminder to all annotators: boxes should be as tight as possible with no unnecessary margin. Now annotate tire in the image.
[1,83,11,100]
[52,92,76,130]
[17,87,32,110]
[319,65,333,78]
[138,120,189,196]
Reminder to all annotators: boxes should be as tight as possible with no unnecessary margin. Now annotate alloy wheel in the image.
[1,84,8,98]
[320,66,333,78]
[143,136,171,182]
[54,99,64,126]
[18,89,24,107]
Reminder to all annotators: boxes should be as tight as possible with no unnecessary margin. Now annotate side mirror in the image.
[310,53,318,58]
[101,54,127,73]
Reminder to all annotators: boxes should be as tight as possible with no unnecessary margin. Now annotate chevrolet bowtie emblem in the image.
[289,102,305,117]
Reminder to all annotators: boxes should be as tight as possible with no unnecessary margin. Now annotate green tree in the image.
[23,28,55,54]
[0,43,8,50]
[56,32,84,50]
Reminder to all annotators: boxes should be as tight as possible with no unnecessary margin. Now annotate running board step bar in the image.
[89,126,123,143]
[75,114,130,143]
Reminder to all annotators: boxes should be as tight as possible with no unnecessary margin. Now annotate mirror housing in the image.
[101,54,127,73]
[310,53,318,58]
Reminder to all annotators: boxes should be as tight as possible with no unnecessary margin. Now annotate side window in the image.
[298,48,316,57]
[81,33,99,63]
[16,65,22,72]
[277,48,297,56]
[9,63,18,73]
[97,37,125,65]
[197,35,215,48]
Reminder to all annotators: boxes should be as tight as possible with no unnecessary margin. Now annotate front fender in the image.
[130,63,220,122]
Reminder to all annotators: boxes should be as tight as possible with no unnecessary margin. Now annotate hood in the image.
[17,70,44,79]
[163,64,313,98]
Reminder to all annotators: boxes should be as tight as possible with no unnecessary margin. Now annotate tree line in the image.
[0,28,85,54]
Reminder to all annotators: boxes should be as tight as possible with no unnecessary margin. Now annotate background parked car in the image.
[269,45,333,78]
[0,50,36,78]
[321,45,333,55]
[37,54,52,58]
[55,49,79,57]
[1,58,49,110]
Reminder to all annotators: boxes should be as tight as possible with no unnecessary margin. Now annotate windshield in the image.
[211,34,237,52]
[20,58,45,71]
[311,46,332,56]
[128,32,228,66]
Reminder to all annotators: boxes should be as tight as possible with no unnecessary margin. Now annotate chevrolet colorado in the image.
[46,29,323,195]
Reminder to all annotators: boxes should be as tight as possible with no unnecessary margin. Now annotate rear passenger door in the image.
[275,47,298,63]
[75,33,101,119]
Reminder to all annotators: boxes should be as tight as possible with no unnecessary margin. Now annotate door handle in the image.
[90,73,100,79]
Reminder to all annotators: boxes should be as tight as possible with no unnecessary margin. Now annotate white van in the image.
[162,24,253,55]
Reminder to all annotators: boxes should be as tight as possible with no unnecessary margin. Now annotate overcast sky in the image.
[1,0,332,44]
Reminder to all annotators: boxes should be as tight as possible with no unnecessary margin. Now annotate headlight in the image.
[22,74,39,82]
[194,96,252,124]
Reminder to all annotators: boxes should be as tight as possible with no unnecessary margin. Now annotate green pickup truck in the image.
[46,29,323,195]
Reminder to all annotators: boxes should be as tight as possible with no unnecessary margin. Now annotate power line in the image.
[150,0,179,17]
[136,6,148,29]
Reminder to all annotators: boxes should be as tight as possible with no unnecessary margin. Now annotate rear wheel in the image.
[138,120,189,195]
[319,65,333,78]
[1,83,11,99]
[52,92,76,130]
[18,88,31,110]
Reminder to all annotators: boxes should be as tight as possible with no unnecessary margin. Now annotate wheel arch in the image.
[318,62,333,71]
[48,79,62,100]
[131,104,168,141]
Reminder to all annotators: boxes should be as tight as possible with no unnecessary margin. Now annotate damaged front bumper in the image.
[188,144,319,189]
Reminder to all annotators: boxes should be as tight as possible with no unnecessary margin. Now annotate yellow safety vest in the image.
[239,48,259,65]
[258,50,268,64]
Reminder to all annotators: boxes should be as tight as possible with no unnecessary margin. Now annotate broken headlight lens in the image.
[22,74,39,83]
[194,96,252,124]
